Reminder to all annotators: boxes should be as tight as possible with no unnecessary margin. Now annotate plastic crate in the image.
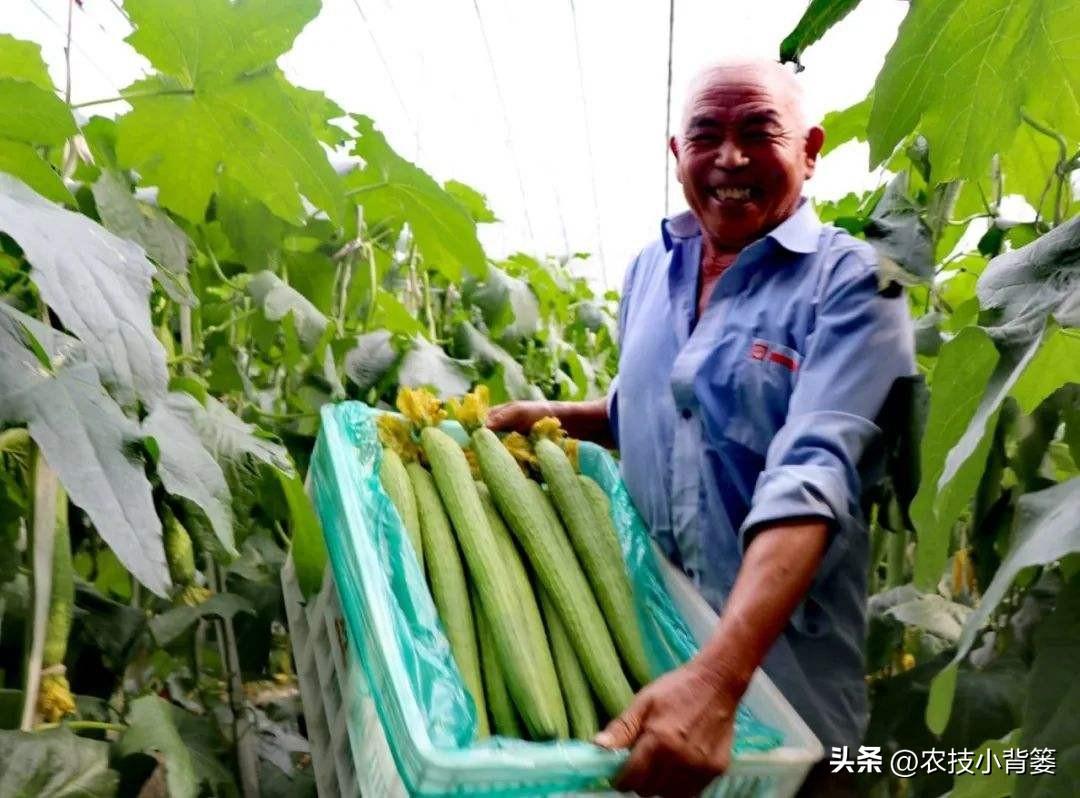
[282,549,822,798]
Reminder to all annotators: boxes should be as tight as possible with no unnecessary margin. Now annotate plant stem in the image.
[418,252,436,340]
[885,530,907,590]
[34,720,126,734]
[20,449,60,731]
[364,242,379,331]
[207,561,260,798]
[63,0,74,106]
[1021,112,1070,226]
[69,86,195,109]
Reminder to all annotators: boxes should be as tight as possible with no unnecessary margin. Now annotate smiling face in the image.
[672,62,824,251]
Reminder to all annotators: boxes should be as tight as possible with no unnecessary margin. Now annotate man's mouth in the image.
[709,187,752,202]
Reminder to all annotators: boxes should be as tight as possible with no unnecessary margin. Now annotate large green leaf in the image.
[188,396,292,476]
[868,0,1080,182]
[0,174,168,408]
[1002,123,1074,221]
[452,321,542,401]
[73,581,147,663]
[863,172,934,285]
[929,478,1080,732]
[0,305,169,596]
[342,329,399,393]
[0,141,71,206]
[0,34,56,90]
[115,695,197,798]
[937,332,1046,496]
[1015,576,1080,798]
[885,594,973,642]
[463,263,542,341]
[90,170,193,305]
[911,328,1000,589]
[143,392,236,557]
[938,321,1080,516]
[397,336,475,399]
[976,215,1080,346]
[277,472,327,599]
[1010,327,1080,414]
[820,95,871,157]
[148,591,255,646]
[444,179,497,223]
[0,35,75,205]
[779,0,863,65]
[117,0,344,225]
[371,289,425,337]
[347,115,486,279]
[216,177,291,267]
[247,271,328,351]
[945,731,1021,798]
[0,728,118,797]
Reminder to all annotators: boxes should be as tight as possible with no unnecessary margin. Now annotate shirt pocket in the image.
[721,337,801,455]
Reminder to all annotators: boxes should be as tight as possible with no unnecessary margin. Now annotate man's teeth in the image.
[712,187,751,200]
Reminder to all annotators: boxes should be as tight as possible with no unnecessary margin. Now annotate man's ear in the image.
[669,136,683,183]
[803,125,825,177]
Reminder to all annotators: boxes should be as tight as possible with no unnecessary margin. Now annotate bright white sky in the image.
[4,0,908,289]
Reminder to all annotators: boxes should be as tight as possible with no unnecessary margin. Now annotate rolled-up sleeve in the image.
[739,250,915,571]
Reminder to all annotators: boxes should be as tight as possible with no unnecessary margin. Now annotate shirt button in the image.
[680,408,692,420]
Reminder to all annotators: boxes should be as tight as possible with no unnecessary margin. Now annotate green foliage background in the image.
[0,0,1077,795]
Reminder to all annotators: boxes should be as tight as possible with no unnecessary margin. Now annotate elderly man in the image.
[489,59,914,796]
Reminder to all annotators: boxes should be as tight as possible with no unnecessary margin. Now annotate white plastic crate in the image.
[282,552,822,798]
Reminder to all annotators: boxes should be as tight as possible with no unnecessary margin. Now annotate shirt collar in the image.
[660,198,823,254]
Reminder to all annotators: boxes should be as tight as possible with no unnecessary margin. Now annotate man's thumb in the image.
[594,702,644,750]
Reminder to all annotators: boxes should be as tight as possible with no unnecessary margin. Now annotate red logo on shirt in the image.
[768,351,797,371]
[749,341,798,371]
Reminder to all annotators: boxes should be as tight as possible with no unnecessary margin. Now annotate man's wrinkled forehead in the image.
[680,60,806,133]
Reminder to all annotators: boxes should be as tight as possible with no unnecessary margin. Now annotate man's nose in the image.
[714,140,748,170]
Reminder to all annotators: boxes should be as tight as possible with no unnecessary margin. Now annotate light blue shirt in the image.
[609,200,915,749]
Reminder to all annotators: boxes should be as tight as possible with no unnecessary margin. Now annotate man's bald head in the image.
[680,59,809,136]
[669,58,825,251]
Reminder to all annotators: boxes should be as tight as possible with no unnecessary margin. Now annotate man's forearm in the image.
[551,397,614,447]
[691,519,829,693]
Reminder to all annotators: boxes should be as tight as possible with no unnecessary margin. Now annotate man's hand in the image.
[595,659,742,798]
[485,400,556,434]
[486,397,614,446]
[594,520,829,797]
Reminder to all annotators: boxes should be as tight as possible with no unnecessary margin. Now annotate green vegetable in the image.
[476,480,567,738]
[474,587,523,738]
[538,586,599,740]
[420,426,563,740]
[380,446,424,572]
[407,461,488,738]
[164,510,197,587]
[38,487,75,723]
[472,427,633,718]
[577,472,652,685]
[535,438,651,686]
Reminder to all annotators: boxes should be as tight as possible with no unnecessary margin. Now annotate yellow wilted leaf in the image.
[396,388,446,428]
